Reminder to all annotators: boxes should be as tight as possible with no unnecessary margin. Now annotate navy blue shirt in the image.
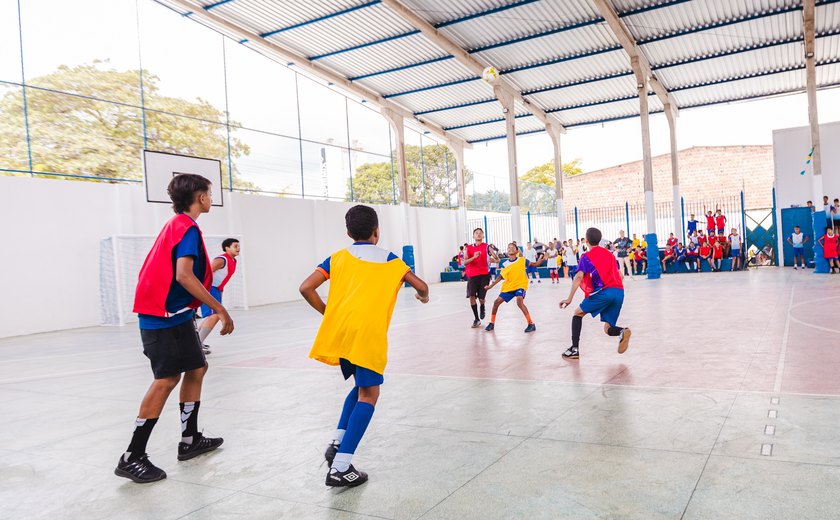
[139,226,207,330]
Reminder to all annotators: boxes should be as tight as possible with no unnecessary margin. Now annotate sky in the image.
[4,0,840,191]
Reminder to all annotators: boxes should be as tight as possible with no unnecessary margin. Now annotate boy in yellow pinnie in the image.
[299,205,429,487]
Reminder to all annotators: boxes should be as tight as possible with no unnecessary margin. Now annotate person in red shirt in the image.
[818,226,840,273]
[715,209,727,234]
[666,233,678,248]
[696,229,707,246]
[707,233,717,246]
[699,242,713,272]
[704,208,715,234]
[661,245,676,273]
[633,246,647,274]
[464,228,498,328]
[712,240,724,271]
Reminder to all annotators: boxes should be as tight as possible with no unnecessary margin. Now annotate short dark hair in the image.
[473,228,483,234]
[585,227,602,245]
[222,238,239,250]
[168,174,211,213]
[345,205,379,241]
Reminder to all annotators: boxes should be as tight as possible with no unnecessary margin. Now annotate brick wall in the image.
[563,145,774,210]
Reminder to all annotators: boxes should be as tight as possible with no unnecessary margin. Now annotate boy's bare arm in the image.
[176,257,234,335]
[404,271,430,303]
[559,271,584,309]
[211,257,225,273]
[299,271,328,314]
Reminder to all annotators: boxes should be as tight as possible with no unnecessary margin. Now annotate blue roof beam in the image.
[310,0,540,61]
[260,1,382,39]
[203,0,235,10]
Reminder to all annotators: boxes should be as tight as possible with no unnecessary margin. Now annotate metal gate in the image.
[744,208,777,267]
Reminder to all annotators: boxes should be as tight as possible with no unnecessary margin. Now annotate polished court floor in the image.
[2,268,840,519]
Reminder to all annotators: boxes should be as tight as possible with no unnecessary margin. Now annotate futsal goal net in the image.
[100,235,248,326]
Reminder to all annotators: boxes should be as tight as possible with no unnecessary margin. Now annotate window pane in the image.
[231,128,302,195]
[225,40,299,138]
[0,0,22,83]
[145,111,230,186]
[350,151,394,204]
[139,0,226,118]
[297,76,348,148]
[348,101,391,156]
[27,88,143,179]
[302,141,351,201]
[0,85,29,173]
[19,0,141,104]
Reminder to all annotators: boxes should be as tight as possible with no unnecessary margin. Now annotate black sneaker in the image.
[178,433,223,461]
[325,443,339,466]
[562,346,579,359]
[485,323,494,332]
[202,344,212,355]
[114,454,166,483]
[471,319,481,328]
[480,307,486,320]
[524,323,536,333]
[326,464,368,487]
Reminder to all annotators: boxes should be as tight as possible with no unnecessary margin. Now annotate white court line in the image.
[773,286,795,394]
[789,316,840,335]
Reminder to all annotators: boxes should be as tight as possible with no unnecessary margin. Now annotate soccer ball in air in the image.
[481,66,499,84]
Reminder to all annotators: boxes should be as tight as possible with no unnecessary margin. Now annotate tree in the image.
[348,144,470,206]
[467,190,511,212]
[519,159,584,213]
[0,62,258,190]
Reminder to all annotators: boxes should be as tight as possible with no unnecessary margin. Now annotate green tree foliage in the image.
[519,159,584,213]
[348,143,468,206]
[467,190,511,212]
[0,62,255,188]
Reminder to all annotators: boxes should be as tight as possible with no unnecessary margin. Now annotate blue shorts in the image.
[526,265,538,274]
[580,288,624,327]
[199,286,222,318]
[339,358,384,387]
[499,289,526,302]
[793,246,804,255]
[730,249,740,259]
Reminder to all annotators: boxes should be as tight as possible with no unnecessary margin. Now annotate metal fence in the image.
[469,193,747,247]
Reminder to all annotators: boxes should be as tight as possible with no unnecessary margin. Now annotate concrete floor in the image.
[2,268,840,519]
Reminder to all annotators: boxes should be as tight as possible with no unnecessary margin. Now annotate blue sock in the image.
[337,387,359,432]
[332,401,375,472]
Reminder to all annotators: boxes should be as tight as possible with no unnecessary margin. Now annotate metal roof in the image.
[171,0,840,143]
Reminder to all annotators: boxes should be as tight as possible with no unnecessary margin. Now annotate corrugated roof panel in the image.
[391,80,494,112]
[622,0,801,42]
[265,3,417,57]
[817,34,840,62]
[672,68,805,107]
[502,49,631,93]
[355,59,476,97]
[816,62,840,85]
[207,0,372,37]
[554,96,662,127]
[656,41,805,89]
[454,115,544,142]
[528,74,638,111]
[640,11,803,67]
[439,0,601,50]
[817,2,840,33]
[316,34,451,78]
[420,101,504,129]
[473,24,619,70]
[399,0,514,25]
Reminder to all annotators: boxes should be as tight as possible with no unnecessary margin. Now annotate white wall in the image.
[0,176,458,338]
[773,121,840,262]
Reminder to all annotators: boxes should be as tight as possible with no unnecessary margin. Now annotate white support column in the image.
[495,88,522,245]
[547,124,567,242]
[381,108,411,246]
[635,61,655,236]
[804,0,823,198]
[447,139,470,244]
[666,106,681,240]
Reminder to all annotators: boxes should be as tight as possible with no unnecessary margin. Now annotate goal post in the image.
[99,234,247,326]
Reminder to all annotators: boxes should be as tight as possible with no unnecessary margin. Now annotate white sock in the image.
[198,326,212,344]
[331,453,352,473]
[331,429,345,444]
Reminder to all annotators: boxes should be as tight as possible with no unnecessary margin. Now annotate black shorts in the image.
[140,319,207,379]
[466,274,491,300]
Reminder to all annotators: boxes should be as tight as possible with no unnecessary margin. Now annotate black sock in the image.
[607,326,623,337]
[480,303,485,315]
[470,304,479,320]
[571,315,582,348]
[180,401,201,443]
[125,417,158,461]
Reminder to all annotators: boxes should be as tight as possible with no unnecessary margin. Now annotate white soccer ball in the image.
[481,66,499,84]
